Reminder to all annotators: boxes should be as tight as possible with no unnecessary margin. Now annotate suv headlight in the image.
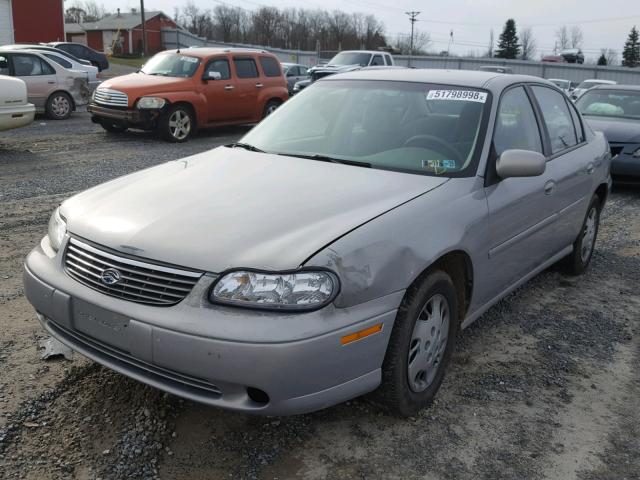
[210,269,339,311]
[47,207,67,252]
[137,96,166,109]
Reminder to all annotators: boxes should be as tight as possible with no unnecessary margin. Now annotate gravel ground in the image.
[0,113,639,480]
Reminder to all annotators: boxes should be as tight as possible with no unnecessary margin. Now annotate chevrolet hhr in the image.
[24,70,611,416]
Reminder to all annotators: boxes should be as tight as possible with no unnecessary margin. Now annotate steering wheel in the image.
[403,134,462,164]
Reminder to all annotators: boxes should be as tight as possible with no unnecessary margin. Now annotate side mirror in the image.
[496,149,546,179]
[203,71,222,81]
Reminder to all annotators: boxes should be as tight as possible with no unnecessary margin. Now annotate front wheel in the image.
[371,270,459,416]
[159,105,194,142]
[45,92,73,120]
[561,195,601,275]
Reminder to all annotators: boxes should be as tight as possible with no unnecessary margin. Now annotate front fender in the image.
[134,91,205,125]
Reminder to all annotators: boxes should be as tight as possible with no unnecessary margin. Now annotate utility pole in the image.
[140,0,147,56]
[405,11,420,67]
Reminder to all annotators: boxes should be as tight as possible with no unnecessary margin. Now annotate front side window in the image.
[205,58,230,80]
[240,80,490,177]
[12,55,53,76]
[299,66,308,75]
[141,53,200,78]
[234,57,258,78]
[532,85,577,154]
[576,89,640,120]
[494,86,542,156]
[259,56,281,77]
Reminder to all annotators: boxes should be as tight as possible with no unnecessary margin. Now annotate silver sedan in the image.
[24,69,611,416]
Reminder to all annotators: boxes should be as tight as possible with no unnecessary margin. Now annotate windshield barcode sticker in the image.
[427,90,488,103]
[180,56,199,63]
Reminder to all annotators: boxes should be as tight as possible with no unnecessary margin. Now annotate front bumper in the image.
[87,103,159,129]
[23,238,400,415]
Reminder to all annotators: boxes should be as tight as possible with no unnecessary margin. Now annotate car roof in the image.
[167,48,273,59]
[581,79,616,84]
[548,78,569,82]
[323,68,556,92]
[589,84,640,92]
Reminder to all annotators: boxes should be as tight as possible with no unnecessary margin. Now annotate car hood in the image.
[585,116,640,143]
[60,148,448,273]
[98,73,193,106]
[310,64,361,73]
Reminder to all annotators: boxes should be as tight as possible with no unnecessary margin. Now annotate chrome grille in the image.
[64,238,202,306]
[94,88,128,107]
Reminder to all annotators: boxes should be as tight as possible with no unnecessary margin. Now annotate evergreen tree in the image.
[495,19,521,59]
[622,26,640,67]
[597,54,607,65]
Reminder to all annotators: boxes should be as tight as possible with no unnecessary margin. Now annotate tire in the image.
[561,195,601,275]
[159,105,194,143]
[371,270,459,416]
[100,122,127,133]
[45,92,73,120]
[262,99,281,119]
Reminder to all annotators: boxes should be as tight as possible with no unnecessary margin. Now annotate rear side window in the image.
[205,58,230,80]
[234,57,258,78]
[11,54,54,76]
[567,102,585,143]
[494,86,542,156]
[44,53,72,69]
[531,86,578,154]
[259,56,282,77]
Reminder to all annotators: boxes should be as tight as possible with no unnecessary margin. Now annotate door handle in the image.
[255,83,264,88]
[586,163,595,175]
[224,85,234,91]
[544,180,556,195]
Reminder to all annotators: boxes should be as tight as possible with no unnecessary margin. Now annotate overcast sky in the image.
[94,0,640,61]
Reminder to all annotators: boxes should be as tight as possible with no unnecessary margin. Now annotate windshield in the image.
[550,79,569,88]
[328,52,372,67]
[576,90,640,119]
[240,80,490,176]
[141,53,200,77]
[577,81,608,90]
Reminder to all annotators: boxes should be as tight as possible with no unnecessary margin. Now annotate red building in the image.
[65,10,177,54]
[0,0,65,44]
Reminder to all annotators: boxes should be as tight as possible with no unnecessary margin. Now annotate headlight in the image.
[293,83,301,91]
[137,96,166,109]
[47,207,67,252]
[210,270,339,311]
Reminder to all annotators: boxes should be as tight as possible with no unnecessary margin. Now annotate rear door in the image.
[530,85,594,246]
[9,53,57,109]
[483,85,558,295]
[201,56,238,123]
[232,56,261,121]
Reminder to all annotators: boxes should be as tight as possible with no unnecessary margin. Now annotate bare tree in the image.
[83,0,106,22]
[520,27,536,60]
[395,30,431,55]
[556,25,570,51]
[570,26,584,49]
[600,48,618,65]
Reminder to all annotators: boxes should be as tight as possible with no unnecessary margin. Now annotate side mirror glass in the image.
[203,71,222,81]
[496,149,546,179]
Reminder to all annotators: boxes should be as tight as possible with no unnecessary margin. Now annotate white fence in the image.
[161,28,640,85]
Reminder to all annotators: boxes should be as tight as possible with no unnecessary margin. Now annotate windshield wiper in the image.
[147,72,169,76]
[225,142,265,153]
[278,153,371,168]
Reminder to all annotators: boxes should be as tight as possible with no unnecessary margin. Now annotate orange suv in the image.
[87,48,289,142]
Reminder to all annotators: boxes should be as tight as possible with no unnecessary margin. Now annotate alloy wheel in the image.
[51,95,71,118]
[168,110,191,140]
[407,293,450,393]
[581,206,597,263]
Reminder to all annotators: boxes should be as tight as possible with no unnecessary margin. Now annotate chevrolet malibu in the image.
[24,70,611,416]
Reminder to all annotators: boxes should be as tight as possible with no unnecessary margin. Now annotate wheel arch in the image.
[594,182,609,209]
[169,101,198,130]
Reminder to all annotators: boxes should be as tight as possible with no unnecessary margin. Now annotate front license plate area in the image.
[72,298,131,352]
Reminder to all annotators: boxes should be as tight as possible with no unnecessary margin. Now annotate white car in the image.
[548,78,572,95]
[0,75,35,131]
[571,79,616,101]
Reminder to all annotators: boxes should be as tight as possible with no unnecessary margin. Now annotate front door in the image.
[201,56,237,124]
[9,53,57,109]
[482,86,558,299]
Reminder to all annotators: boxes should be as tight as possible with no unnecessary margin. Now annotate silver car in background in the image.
[0,49,89,119]
[281,62,309,94]
[24,70,610,416]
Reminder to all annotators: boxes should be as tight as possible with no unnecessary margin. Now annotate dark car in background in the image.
[576,85,640,184]
[47,42,109,71]
[281,62,309,94]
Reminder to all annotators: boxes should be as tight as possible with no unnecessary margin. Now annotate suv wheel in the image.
[160,105,194,142]
[371,270,459,416]
[262,100,281,118]
[561,195,601,275]
[46,92,73,120]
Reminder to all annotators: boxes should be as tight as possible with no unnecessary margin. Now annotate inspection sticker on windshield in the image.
[180,56,199,63]
[427,90,487,103]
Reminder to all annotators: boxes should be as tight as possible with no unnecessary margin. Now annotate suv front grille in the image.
[64,238,202,306]
[94,88,129,107]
